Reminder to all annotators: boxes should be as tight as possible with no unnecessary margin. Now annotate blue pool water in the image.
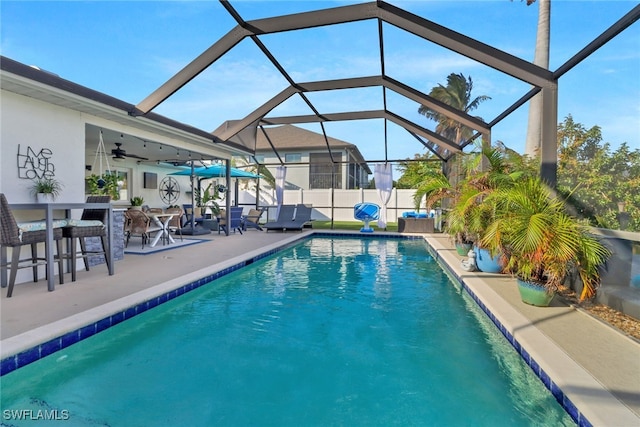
[1,237,574,426]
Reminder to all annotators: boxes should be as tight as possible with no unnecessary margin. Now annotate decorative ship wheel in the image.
[159,176,180,205]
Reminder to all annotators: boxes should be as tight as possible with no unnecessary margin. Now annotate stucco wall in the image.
[1,91,85,203]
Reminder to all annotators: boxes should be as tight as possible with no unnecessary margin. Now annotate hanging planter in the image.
[86,130,120,200]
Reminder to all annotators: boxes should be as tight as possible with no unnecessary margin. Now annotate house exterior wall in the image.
[1,88,234,210]
[258,148,369,190]
[1,90,86,203]
[0,86,234,285]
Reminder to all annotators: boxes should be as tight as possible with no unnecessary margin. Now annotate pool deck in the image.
[1,230,639,426]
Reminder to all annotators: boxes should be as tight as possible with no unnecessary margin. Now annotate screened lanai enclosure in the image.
[128,1,640,316]
[132,1,639,190]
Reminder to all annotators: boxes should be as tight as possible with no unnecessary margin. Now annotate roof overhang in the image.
[0,56,252,160]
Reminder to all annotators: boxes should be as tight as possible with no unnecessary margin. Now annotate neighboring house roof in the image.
[256,125,371,172]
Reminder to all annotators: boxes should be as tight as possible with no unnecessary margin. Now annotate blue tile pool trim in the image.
[0,232,419,377]
[426,243,591,427]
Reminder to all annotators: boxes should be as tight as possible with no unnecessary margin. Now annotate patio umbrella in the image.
[170,163,260,235]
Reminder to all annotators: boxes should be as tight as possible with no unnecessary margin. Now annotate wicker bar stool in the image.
[61,195,111,282]
[0,193,65,297]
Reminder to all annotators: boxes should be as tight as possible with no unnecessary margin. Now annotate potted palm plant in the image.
[196,183,221,217]
[412,160,475,255]
[30,177,63,202]
[481,177,611,306]
[418,146,523,264]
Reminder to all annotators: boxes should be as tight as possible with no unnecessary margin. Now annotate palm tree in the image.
[522,0,551,157]
[418,73,491,146]
[419,73,491,185]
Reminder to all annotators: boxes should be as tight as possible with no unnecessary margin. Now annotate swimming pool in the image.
[1,236,574,426]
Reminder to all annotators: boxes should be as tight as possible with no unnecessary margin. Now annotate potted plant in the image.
[481,176,611,306]
[195,183,221,217]
[129,196,144,210]
[412,161,473,254]
[415,145,523,262]
[30,177,63,203]
[85,173,120,200]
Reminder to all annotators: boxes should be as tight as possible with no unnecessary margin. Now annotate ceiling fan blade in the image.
[110,143,148,160]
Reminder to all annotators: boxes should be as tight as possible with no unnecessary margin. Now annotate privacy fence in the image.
[239,188,422,223]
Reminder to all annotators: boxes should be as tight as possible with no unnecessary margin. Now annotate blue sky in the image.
[2,1,638,164]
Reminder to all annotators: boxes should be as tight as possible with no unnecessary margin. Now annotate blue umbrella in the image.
[170,164,260,179]
[170,162,260,236]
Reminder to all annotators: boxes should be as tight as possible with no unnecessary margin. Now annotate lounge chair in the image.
[263,205,295,232]
[241,207,266,231]
[218,207,244,235]
[264,204,312,232]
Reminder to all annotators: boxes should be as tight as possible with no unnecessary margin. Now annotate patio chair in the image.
[61,195,111,282]
[241,207,266,231]
[264,204,303,232]
[182,203,206,227]
[124,209,162,249]
[0,193,65,297]
[218,207,244,235]
[165,207,183,241]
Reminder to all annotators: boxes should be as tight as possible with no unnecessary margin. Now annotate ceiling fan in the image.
[111,142,148,161]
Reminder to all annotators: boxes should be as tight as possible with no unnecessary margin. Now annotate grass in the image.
[311,220,398,232]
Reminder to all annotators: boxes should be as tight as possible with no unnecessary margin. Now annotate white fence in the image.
[238,188,421,223]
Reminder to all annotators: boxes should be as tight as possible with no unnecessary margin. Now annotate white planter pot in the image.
[36,193,55,203]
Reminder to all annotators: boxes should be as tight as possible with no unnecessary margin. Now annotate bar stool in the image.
[0,193,65,297]
[61,195,111,282]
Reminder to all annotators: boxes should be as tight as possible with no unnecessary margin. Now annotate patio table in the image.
[2,202,115,291]
[149,213,175,247]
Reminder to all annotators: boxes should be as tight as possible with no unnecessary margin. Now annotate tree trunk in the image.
[524,0,551,157]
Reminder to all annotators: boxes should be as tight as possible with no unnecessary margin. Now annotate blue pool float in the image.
[354,203,380,233]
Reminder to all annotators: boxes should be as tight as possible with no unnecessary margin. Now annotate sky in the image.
[1,0,639,166]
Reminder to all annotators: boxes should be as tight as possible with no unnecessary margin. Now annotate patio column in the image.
[225,160,231,236]
[540,83,558,187]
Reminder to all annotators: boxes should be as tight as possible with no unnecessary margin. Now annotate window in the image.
[285,153,301,163]
[309,153,342,189]
[114,169,129,201]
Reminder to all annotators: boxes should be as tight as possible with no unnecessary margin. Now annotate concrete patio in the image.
[1,230,639,426]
